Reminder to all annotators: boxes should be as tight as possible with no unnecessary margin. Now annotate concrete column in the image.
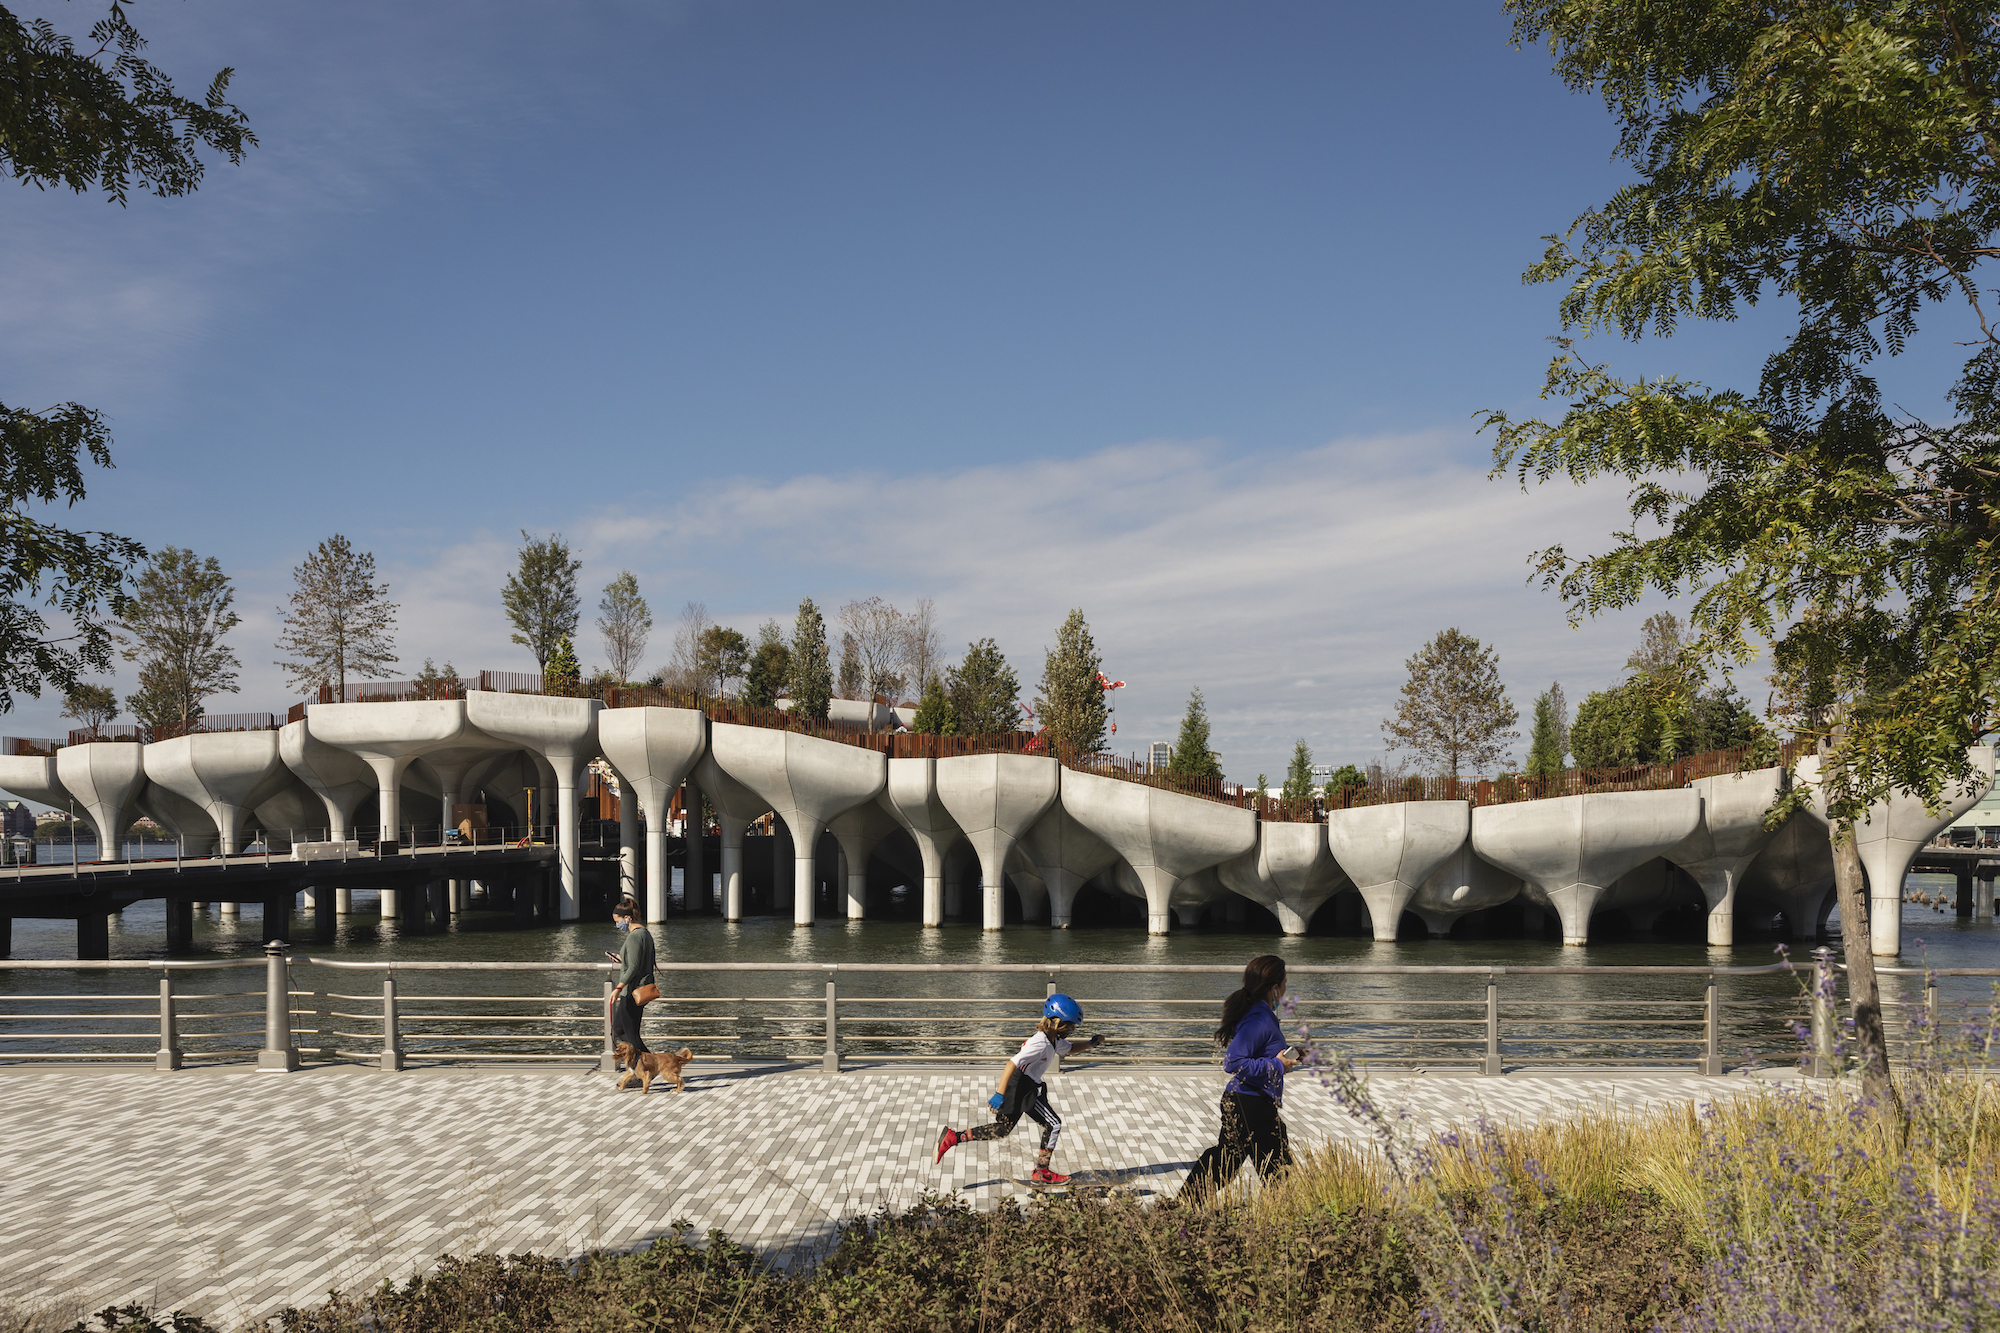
[555,772,580,921]
[943,848,965,920]
[166,899,193,952]
[77,911,110,959]
[427,879,448,928]
[379,888,399,918]
[335,887,353,914]
[794,837,818,927]
[721,818,746,921]
[262,891,293,942]
[220,901,240,917]
[1977,875,1995,923]
[684,783,706,915]
[773,822,794,916]
[1957,871,1974,919]
[618,785,640,916]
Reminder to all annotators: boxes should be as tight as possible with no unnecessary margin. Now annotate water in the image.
[4,871,1994,1069]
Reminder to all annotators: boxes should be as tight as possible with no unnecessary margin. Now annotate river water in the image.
[3,870,1994,1070]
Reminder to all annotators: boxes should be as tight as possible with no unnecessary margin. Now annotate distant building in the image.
[1149,742,1171,771]
[0,801,34,838]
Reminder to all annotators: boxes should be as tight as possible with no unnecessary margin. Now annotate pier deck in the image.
[0,1062,1787,1322]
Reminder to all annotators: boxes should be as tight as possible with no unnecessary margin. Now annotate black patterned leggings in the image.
[964,1076,1062,1151]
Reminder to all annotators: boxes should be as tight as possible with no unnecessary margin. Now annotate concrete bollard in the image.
[155,974,182,1071]
[380,974,403,1071]
[823,976,840,1074]
[257,941,299,1072]
[1810,948,1837,1078]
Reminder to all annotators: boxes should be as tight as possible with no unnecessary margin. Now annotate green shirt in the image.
[617,925,656,990]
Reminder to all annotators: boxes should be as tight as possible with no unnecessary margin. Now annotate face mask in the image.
[614,919,630,932]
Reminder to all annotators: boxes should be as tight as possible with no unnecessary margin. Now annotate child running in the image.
[933,993,1106,1185]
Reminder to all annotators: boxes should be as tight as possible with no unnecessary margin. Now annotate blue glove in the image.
[988,1092,1005,1112]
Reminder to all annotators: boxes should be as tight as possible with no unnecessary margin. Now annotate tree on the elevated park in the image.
[741,620,791,709]
[1480,0,2000,1106]
[595,572,650,685]
[910,673,956,736]
[1281,738,1316,804]
[115,546,240,728]
[946,638,1020,735]
[836,631,863,701]
[1322,763,1365,803]
[59,681,116,736]
[787,598,832,723]
[542,635,579,689]
[839,597,913,704]
[274,535,399,702]
[1381,629,1519,778]
[0,2,252,713]
[500,531,580,671]
[1167,687,1224,782]
[696,624,750,696]
[1526,687,1564,777]
[1034,609,1107,758]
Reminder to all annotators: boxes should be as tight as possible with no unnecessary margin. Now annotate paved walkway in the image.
[0,1061,1790,1322]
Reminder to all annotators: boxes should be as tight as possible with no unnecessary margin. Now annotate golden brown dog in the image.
[614,1042,694,1093]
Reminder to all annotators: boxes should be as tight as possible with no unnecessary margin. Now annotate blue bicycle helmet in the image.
[1043,992,1083,1024]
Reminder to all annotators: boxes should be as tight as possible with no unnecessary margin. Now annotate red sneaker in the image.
[1030,1166,1071,1186]
[934,1127,960,1164]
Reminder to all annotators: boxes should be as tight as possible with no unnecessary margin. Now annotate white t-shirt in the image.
[1011,1030,1074,1084]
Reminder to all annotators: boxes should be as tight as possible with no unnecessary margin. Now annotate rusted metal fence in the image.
[63,714,281,748]
[1,737,60,757]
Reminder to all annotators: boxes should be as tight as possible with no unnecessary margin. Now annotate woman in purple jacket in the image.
[1180,954,1299,1203]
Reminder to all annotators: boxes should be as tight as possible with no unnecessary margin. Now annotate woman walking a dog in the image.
[608,896,655,1069]
[1179,953,1299,1203]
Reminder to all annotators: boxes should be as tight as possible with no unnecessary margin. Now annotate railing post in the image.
[823,972,840,1074]
[257,942,299,1071]
[155,972,182,1071]
[1482,973,1501,1075]
[380,972,404,1071]
[600,978,617,1073]
[1700,974,1723,1075]
[1925,974,1939,1053]
[1811,947,1836,1079]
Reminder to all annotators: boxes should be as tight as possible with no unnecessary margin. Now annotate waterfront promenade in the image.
[0,1061,1785,1322]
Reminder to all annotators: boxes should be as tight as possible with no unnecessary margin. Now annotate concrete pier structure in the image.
[464,693,603,921]
[1666,767,1786,946]
[829,800,901,920]
[597,707,706,924]
[56,742,148,861]
[142,731,289,855]
[935,754,1060,931]
[1218,821,1349,935]
[1062,770,1255,934]
[135,781,219,857]
[693,750,770,922]
[1473,790,1702,945]
[1411,843,1521,938]
[880,758,963,928]
[278,721,377,840]
[1326,801,1468,942]
[1018,801,1119,929]
[708,723,886,926]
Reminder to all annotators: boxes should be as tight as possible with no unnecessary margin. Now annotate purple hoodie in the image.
[1222,1002,1286,1104]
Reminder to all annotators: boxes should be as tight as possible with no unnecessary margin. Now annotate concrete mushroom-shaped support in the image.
[136,779,220,857]
[306,701,474,843]
[1325,801,1469,942]
[1018,800,1119,929]
[1739,810,1837,939]
[142,731,289,855]
[1218,821,1350,935]
[1409,843,1521,938]
[279,720,378,840]
[693,750,771,921]
[252,776,325,853]
[935,753,1062,931]
[56,741,149,861]
[1472,790,1703,946]
[829,798,903,920]
[598,707,707,921]
[0,754,68,809]
[707,724,886,926]
[464,692,604,920]
[879,757,963,927]
[1841,746,1994,956]
[1062,769,1256,934]
[1665,767,1787,946]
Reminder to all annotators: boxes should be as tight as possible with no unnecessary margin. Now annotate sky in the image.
[1,1,1953,780]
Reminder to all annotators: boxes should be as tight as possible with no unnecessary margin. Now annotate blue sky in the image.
[2,1,1944,779]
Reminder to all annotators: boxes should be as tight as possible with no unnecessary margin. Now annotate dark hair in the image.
[613,897,636,917]
[1215,954,1287,1044]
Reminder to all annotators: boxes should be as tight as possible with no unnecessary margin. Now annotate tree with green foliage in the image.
[1479,0,2000,1103]
[543,635,580,689]
[1034,609,1107,757]
[946,639,1021,735]
[0,3,254,714]
[1167,687,1223,783]
[412,658,462,701]
[1281,739,1315,804]
[274,535,398,702]
[59,681,117,737]
[595,572,650,684]
[1526,686,1567,776]
[1322,764,1365,804]
[742,621,791,709]
[910,674,956,736]
[1381,629,1519,778]
[501,531,581,671]
[697,625,750,696]
[116,546,239,728]
[787,599,832,723]
[836,631,862,700]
